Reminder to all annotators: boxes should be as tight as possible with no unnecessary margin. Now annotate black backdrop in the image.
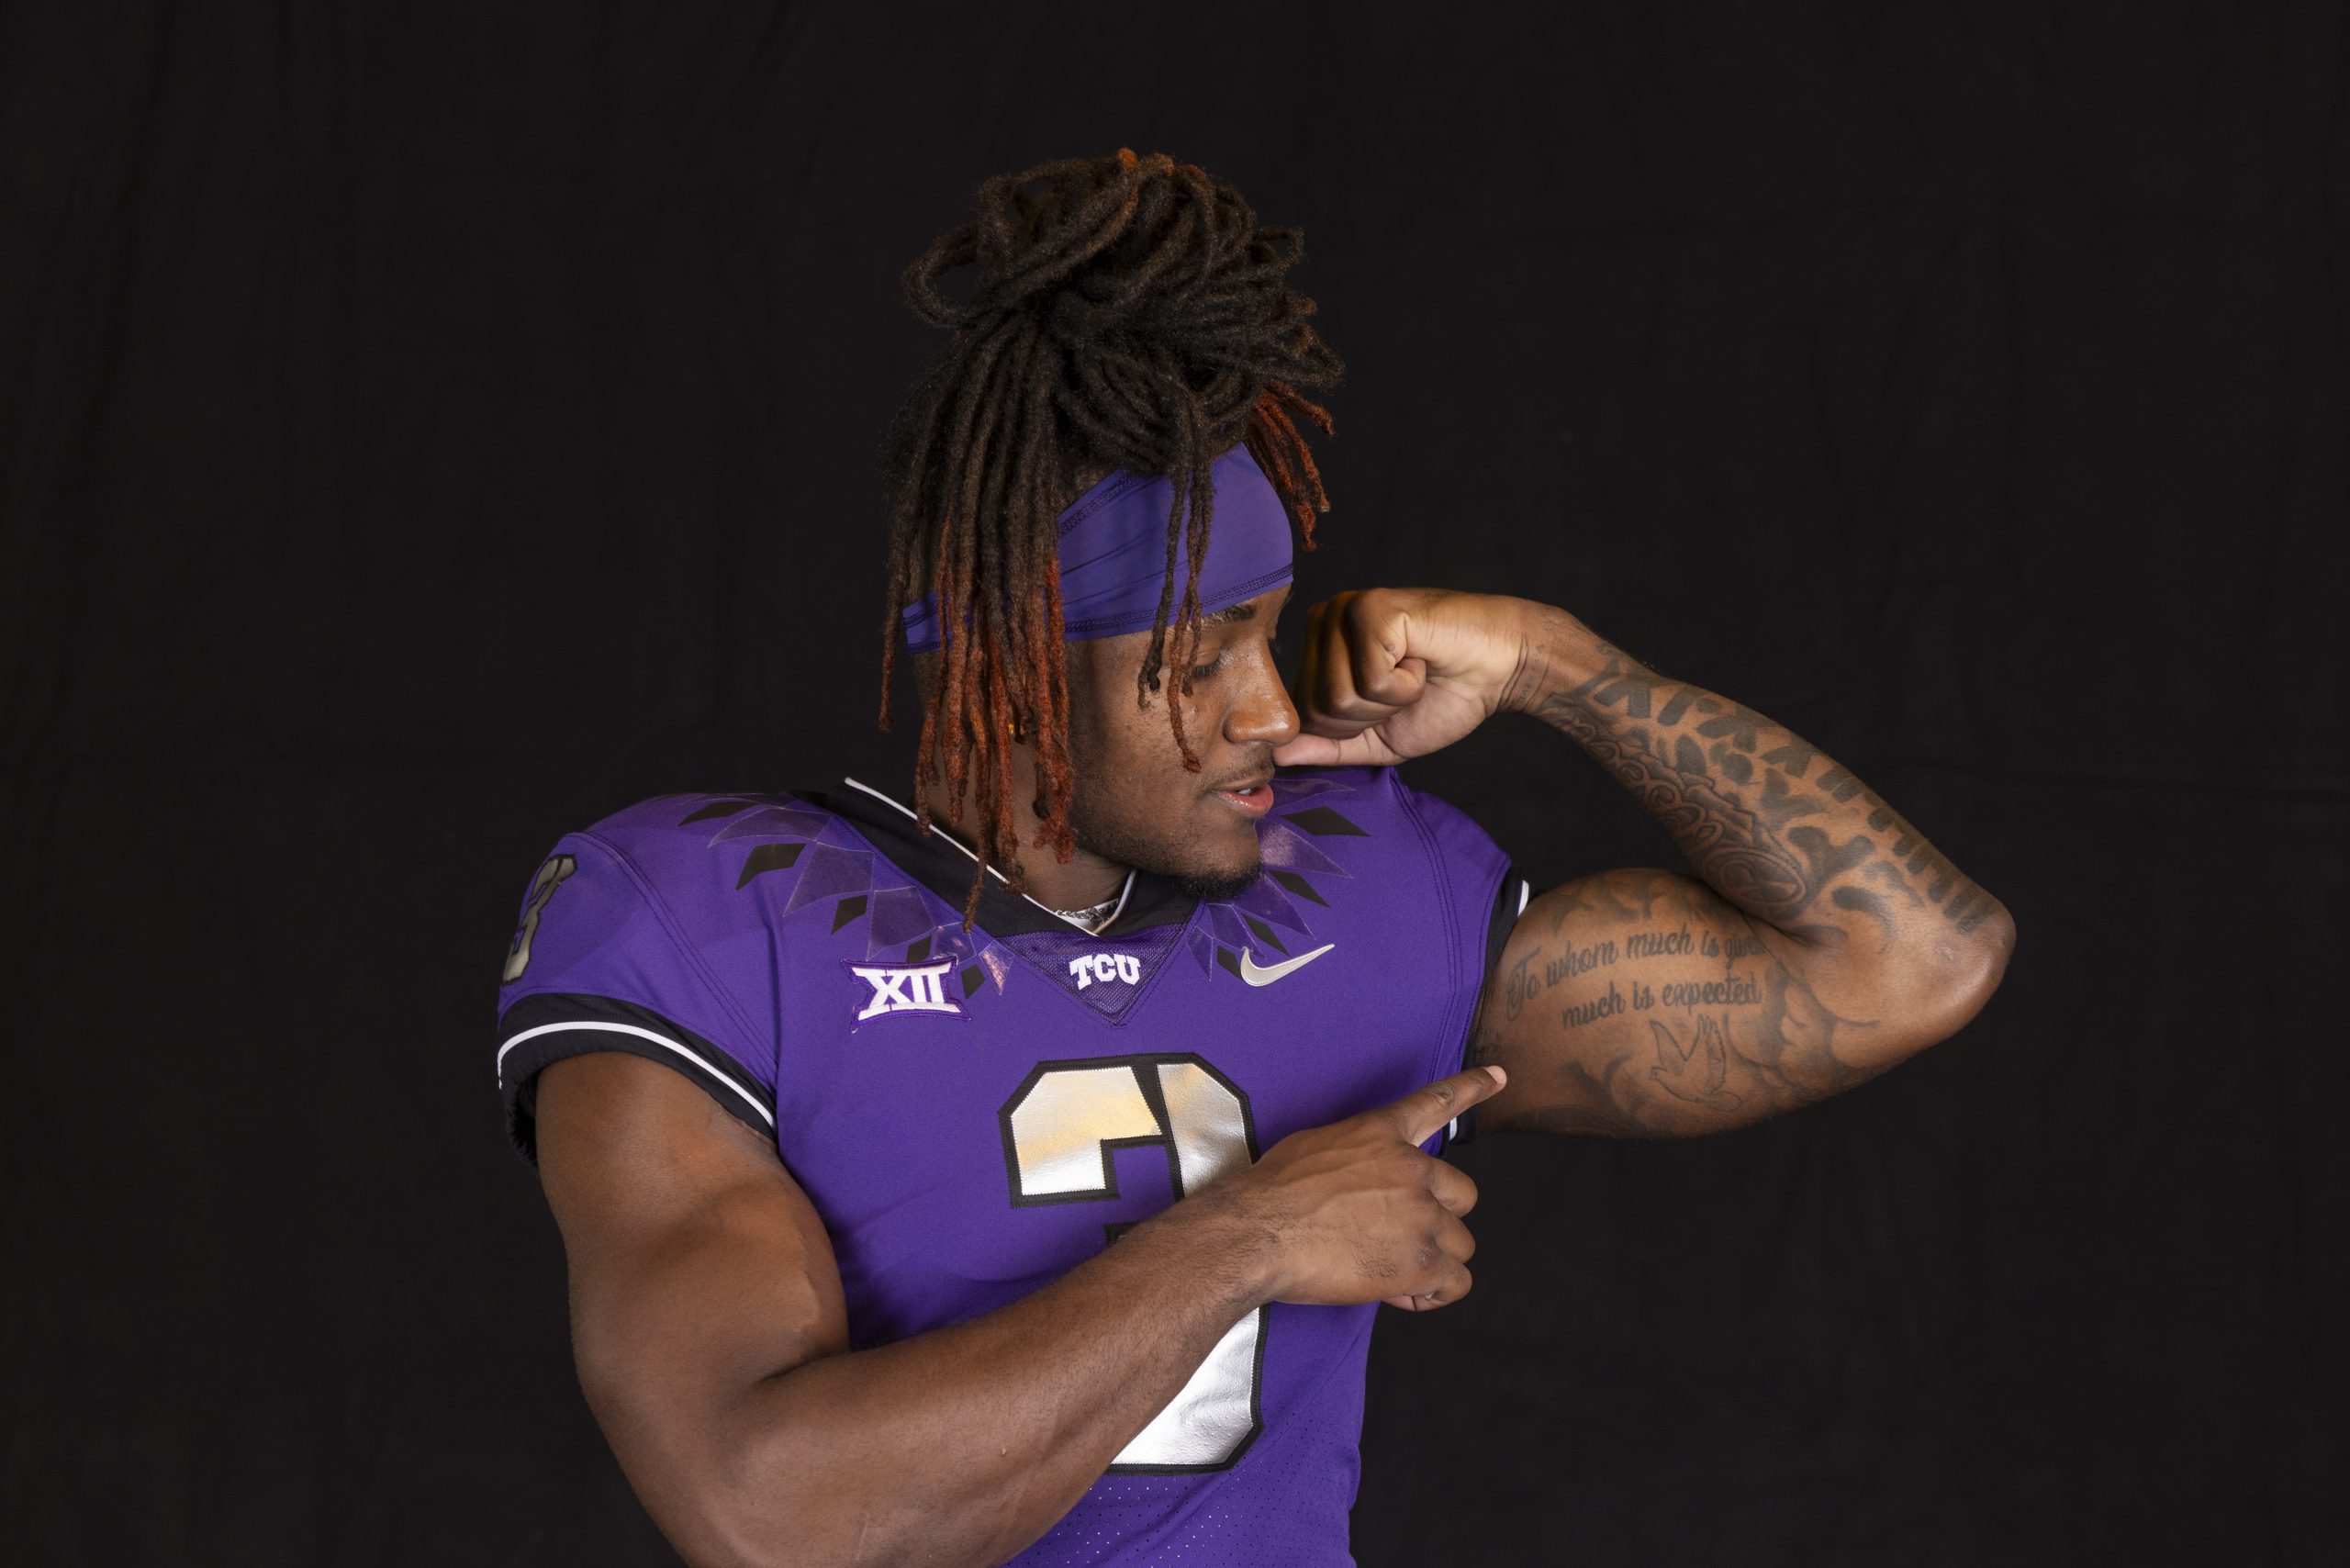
[5,4,2343,1563]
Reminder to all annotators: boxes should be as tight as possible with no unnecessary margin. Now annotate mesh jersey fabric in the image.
[494,766,1525,1567]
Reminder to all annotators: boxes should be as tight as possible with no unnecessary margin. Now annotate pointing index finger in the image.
[1387,1064,1507,1146]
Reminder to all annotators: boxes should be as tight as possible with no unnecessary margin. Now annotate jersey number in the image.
[998,1055,1266,1472]
[503,855,576,983]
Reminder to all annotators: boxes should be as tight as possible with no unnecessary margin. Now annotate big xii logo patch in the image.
[845,957,963,1025]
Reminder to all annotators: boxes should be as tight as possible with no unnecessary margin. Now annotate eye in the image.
[1188,655,1223,682]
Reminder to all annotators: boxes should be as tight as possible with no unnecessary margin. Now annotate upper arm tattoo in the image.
[1472,869,1886,1138]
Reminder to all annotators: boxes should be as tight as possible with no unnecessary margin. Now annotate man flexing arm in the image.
[534,1052,1502,1568]
[1276,589,2016,1136]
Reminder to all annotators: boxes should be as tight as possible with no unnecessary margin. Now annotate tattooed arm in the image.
[1469,603,2014,1136]
[1279,590,2016,1138]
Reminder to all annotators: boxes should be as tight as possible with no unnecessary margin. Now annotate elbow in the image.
[1908,895,2018,1046]
[693,1447,1002,1568]
[572,1382,856,1568]
[687,1425,923,1568]
[684,1473,856,1568]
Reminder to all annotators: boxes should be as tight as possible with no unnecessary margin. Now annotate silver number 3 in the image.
[998,1055,1267,1472]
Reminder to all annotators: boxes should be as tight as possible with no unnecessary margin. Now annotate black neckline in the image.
[801,780,1201,939]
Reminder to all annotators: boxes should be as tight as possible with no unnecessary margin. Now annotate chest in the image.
[763,910,1467,1341]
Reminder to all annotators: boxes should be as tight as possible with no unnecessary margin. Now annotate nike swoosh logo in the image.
[1238,942,1336,987]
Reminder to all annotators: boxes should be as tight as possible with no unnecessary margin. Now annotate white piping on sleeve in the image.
[496,1020,775,1129]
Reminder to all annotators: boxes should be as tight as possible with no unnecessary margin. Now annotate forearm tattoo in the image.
[1524,649,2000,941]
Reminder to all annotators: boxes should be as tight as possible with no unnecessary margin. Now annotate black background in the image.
[5,3,2343,1563]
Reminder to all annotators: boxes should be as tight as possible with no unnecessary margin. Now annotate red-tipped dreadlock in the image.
[877,151,1341,927]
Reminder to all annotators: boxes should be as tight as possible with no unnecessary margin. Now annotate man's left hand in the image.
[1271,588,1546,767]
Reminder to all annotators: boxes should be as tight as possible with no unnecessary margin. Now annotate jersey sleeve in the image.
[493,831,778,1165]
[1395,776,1531,1151]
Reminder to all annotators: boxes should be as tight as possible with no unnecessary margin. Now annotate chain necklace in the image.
[1045,894,1122,932]
[911,799,1124,931]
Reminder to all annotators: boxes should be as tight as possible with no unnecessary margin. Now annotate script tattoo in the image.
[1472,879,1884,1137]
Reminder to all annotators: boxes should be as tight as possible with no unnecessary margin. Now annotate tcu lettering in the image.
[1067,951,1142,990]
[847,958,961,1022]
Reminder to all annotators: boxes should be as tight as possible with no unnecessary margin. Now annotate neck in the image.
[914,745,1131,913]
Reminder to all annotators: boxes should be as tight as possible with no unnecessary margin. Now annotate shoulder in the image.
[494,790,849,1161]
[1259,766,1517,967]
[569,789,832,889]
[499,788,852,1021]
[1260,764,1416,844]
[533,789,867,934]
[1262,766,1510,890]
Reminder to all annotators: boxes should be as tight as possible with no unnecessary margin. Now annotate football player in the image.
[495,150,2014,1568]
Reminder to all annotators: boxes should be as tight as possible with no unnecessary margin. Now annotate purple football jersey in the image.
[495,767,1525,1566]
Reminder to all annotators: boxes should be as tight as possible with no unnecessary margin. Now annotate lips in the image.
[1210,775,1275,819]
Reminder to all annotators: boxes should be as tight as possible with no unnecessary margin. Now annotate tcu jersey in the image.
[495,766,1525,1566]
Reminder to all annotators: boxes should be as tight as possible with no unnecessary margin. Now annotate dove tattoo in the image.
[1648,1014,1744,1113]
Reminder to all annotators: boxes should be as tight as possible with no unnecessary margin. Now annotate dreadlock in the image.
[877,150,1342,928]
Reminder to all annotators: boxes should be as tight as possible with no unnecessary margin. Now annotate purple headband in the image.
[900,442,1294,655]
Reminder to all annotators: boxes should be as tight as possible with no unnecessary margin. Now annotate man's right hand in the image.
[1210,1064,1506,1312]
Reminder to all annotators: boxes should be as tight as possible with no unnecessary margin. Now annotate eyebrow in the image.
[1198,587,1294,629]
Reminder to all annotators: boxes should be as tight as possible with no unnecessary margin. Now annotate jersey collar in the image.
[809,777,1199,938]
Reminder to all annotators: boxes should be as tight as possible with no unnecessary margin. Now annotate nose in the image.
[1226,652,1301,749]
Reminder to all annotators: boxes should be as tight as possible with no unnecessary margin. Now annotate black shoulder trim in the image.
[1447,863,1531,1153]
[495,991,774,1166]
[1485,864,1530,977]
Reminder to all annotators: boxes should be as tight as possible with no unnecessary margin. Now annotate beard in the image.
[1052,738,1259,907]
[1168,861,1264,904]
[1064,790,1264,904]
[1058,666,1267,904]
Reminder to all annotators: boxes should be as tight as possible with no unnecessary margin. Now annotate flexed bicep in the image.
[1468,868,1906,1138]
